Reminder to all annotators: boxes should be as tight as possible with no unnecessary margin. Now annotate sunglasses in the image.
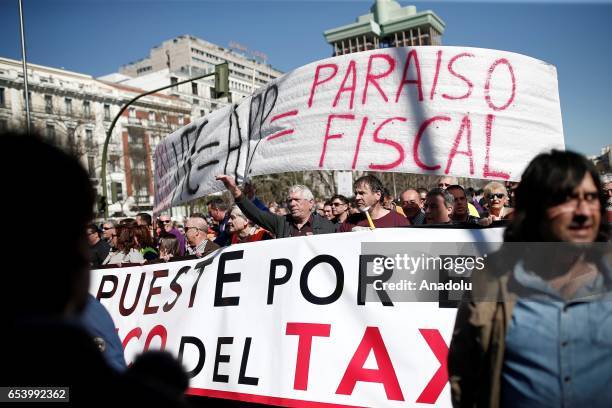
[102,227,113,230]
[331,202,346,207]
[487,193,506,200]
[159,220,171,224]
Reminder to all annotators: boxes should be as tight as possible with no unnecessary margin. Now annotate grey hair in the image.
[426,188,454,208]
[287,185,314,201]
[103,219,117,227]
[230,205,251,223]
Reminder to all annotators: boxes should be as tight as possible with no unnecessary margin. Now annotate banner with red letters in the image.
[153,46,564,212]
[90,227,504,407]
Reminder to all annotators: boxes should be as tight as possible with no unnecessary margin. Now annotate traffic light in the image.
[214,62,230,100]
[98,195,107,214]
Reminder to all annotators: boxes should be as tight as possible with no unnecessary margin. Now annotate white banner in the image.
[154,46,564,212]
[90,227,504,407]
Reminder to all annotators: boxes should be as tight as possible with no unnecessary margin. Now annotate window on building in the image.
[129,107,136,118]
[83,100,91,116]
[149,111,155,121]
[104,104,110,120]
[46,124,56,143]
[193,98,199,105]
[199,109,205,117]
[111,181,123,202]
[67,126,75,140]
[64,98,72,115]
[0,88,5,107]
[170,77,178,89]
[85,128,93,143]
[178,115,184,126]
[87,156,96,178]
[192,83,198,95]
[44,95,53,114]
[22,90,32,110]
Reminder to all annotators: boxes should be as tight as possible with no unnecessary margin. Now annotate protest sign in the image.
[154,46,564,212]
[91,227,504,407]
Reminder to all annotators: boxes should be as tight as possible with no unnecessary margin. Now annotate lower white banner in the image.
[90,227,503,407]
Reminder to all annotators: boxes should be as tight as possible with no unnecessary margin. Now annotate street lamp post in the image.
[100,63,229,218]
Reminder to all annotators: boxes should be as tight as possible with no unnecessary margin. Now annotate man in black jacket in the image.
[216,175,337,238]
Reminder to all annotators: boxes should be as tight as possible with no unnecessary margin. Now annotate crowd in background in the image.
[91,172,612,268]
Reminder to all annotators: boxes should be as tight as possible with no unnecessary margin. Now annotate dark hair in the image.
[207,197,228,211]
[446,184,466,195]
[426,188,454,208]
[354,175,385,203]
[330,194,349,205]
[119,218,137,227]
[127,351,189,397]
[133,225,154,249]
[115,225,137,254]
[382,187,393,199]
[5,132,94,318]
[136,212,152,226]
[86,223,100,236]
[504,150,608,242]
[159,234,180,257]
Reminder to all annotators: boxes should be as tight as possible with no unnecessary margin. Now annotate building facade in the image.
[590,144,612,175]
[323,0,445,56]
[110,35,284,120]
[0,57,191,215]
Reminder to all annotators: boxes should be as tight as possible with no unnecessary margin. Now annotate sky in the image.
[0,0,610,157]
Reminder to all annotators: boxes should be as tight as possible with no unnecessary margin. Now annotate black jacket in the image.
[235,195,337,238]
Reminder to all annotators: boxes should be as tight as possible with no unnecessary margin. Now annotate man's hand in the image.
[216,175,242,199]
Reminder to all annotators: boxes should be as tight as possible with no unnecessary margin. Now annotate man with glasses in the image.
[399,188,426,225]
[158,215,186,255]
[185,215,220,257]
[449,150,611,408]
[217,174,337,238]
[330,194,350,224]
[87,223,110,267]
[101,220,116,243]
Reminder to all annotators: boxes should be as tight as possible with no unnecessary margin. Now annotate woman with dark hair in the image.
[158,234,181,261]
[505,149,608,242]
[134,225,158,261]
[103,225,145,265]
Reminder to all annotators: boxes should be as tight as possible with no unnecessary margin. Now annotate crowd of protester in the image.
[90,170,612,268]
[5,129,611,407]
